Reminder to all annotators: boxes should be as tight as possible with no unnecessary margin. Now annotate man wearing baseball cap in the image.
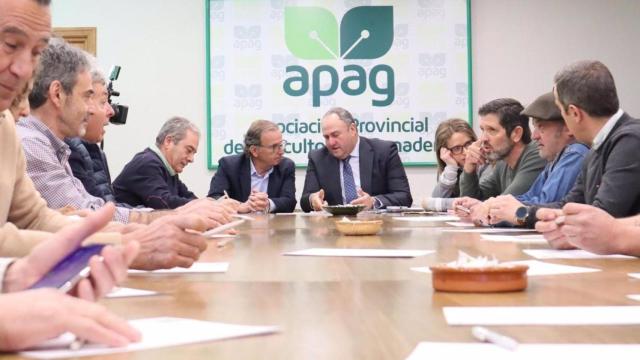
[463,91,589,226]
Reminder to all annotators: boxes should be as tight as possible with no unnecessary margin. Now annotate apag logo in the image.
[283,6,395,107]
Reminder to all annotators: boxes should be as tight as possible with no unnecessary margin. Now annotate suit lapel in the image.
[359,138,373,193]
[240,155,252,201]
[325,154,342,204]
[267,164,279,197]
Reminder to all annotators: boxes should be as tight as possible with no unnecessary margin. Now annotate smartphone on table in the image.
[29,244,106,292]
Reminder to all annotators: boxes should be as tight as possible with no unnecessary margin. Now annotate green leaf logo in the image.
[284,7,339,60]
[285,6,394,60]
[341,6,394,59]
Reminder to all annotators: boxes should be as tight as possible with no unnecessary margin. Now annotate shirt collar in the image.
[250,158,274,178]
[150,144,176,176]
[22,115,70,157]
[348,136,361,159]
[592,109,624,150]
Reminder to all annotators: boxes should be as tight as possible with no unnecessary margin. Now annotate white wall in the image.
[51,0,640,207]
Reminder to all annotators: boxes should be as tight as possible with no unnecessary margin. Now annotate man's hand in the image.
[351,188,375,210]
[451,197,481,220]
[535,207,576,250]
[439,147,458,167]
[2,203,139,300]
[463,139,485,173]
[175,198,234,226]
[248,190,269,212]
[560,203,623,254]
[470,201,490,227]
[0,289,141,351]
[124,214,214,270]
[310,189,327,211]
[487,195,523,225]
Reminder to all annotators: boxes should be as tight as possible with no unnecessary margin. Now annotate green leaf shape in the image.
[340,6,394,60]
[284,7,339,60]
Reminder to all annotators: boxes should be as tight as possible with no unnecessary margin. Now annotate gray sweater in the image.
[459,141,546,200]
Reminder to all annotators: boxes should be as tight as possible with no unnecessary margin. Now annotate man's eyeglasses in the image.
[258,140,287,153]
[448,140,474,155]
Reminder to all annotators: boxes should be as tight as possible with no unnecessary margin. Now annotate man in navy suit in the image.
[208,120,296,213]
[300,107,412,212]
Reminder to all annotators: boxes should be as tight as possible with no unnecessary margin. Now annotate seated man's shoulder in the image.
[218,153,244,167]
[278,156,296,170]
[565,142,590,156]
[362,136,397,153]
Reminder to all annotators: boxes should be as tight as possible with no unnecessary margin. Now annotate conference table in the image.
[12,213,640,359]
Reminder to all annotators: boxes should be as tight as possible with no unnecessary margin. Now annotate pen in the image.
[555,215,565,225]
[223,190,230,199]
[471,326,518,351]
[455,205,471,214]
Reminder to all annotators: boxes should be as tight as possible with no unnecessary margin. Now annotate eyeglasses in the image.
[258,140,287,153]
[448,140,474,155]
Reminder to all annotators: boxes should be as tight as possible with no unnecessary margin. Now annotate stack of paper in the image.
[523,249,635,260]
[21,317,278,359]
[443,306,640,325]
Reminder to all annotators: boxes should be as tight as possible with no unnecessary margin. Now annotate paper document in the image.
[443,306,640,325]
[523,249,635,260]
[407,342,640,360]
[283,248,434,258]
[445,221,475,227]
[480,234,547,244]
[411,260,599,276]
[440,228,535,233]
[106,287,159,298]
[21,317,278,359]
[392,215,460,222]
[128,262,229,275]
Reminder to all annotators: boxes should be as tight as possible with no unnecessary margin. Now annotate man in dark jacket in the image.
[208,120,296,213]
[67,69,118,203]
[113,117,198,209]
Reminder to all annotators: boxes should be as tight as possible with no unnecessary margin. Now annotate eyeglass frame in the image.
[256,140,287,153]
[447,140,474,155]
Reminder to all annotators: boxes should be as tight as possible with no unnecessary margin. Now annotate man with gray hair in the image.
[18,37,232,269]
[113,116,200,209]
[208,119,296,213]
[301,107,412,212]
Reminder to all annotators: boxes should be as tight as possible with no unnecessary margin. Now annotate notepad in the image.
[21,317,278,359]
[443,306,640,325]
[128,262,229,275]
[480,234,548,244]
[283,248,434,258]
[392,215,460,222]
[440,228,535,233]
[106,287,159,298]
[523,249,635,260]
[407,342,640,360]
[411,260,600,276]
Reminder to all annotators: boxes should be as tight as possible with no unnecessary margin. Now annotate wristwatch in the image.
[515,206,529,226]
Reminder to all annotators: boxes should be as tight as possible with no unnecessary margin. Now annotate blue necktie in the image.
[342,156,358,204]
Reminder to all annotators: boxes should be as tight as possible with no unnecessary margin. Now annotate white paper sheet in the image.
[411,260,600,276]
[128,262,229,275]
[480,234,547,244]
[443,306,640,325]
[406,342,640,360]
[445,221,475,227]
[627,294,640,301]
[392,215,460,222]
[106,287,159,298]
[20,317,278,359]
[627,273,640,279]
[440,228,535,233]
[523,249,635,260]
[283,248,434,258]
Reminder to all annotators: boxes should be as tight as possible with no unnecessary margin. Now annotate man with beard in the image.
[459,98,546,201]
[208,119,296,213]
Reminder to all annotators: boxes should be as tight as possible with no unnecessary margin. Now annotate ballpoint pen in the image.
[69,337,86,350]
[223,190,230,199]
[471,326,518,351]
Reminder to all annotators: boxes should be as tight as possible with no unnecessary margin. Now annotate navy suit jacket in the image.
[300,136,412,212]
[207,154,297,213]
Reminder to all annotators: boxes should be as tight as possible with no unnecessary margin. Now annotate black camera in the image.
[107,65,129,125]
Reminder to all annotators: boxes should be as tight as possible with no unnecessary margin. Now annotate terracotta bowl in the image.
[429,264,529,292]
[334,220,383,236]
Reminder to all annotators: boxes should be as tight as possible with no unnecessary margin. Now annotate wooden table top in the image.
[11,214,640,359]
